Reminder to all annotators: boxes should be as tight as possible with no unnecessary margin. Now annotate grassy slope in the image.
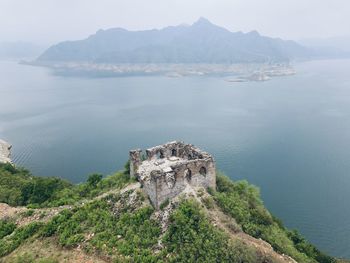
[0,163,339,262]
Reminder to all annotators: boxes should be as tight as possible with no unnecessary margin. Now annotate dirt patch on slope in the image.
[0,238,107,263]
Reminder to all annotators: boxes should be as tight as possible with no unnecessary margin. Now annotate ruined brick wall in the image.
[182,158,216,190]
[145,141,210,161]
[129,141,216,209]
[152,173,186,208]
[142,175,158,207]
[129,149,142,178]
[148,158,216,208]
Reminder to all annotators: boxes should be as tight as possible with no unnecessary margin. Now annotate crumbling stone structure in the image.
[129,141,216,208]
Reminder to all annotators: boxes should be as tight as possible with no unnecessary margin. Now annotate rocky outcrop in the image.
[0,139,12,163]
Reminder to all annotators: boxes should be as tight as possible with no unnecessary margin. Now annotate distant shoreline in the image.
[23,61,296,81]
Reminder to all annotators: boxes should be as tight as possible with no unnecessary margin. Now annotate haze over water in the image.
[1,59,350,257]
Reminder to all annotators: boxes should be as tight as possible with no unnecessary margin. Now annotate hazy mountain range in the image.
[300,36,350,53]
[0,41,44,59]
[36,18,314,64]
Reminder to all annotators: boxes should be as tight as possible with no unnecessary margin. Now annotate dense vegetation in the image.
[40,198,161,262]
[0,221,43,257]
[213,173,336,263]
[0,162,132,207]
[163,199,259,262]
[0,197,265,262]
[0,163,339,262]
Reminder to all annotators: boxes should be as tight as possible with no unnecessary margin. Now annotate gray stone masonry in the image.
[129,141,216,209]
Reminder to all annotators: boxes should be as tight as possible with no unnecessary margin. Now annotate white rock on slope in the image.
[0,139,12,163]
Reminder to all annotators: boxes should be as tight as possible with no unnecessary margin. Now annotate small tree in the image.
[124,160,130,175]
[87,173,103,187]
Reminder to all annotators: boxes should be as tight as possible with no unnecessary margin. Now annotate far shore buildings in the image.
[129,141,216,208]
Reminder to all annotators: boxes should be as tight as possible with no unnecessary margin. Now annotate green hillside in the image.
[0,163,339,263]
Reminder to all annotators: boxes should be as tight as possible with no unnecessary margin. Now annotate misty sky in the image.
[0,0,349,45]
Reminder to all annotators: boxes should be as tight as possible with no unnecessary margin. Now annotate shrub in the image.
[87,173,103,187]
[160,198,170,210]
[20,209,35,217]
[201,196,215,209]
[0,219,16,238]
[40,209,73,237]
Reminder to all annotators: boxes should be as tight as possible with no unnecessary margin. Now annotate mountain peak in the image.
[248,30,260,37]
[193,17,213,26]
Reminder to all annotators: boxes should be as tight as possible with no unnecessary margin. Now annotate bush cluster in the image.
[0,222,43,257]
[40,197,161,262]
[0,163,71,206]
[163,199,258,262]
[0,219,16,239]
[0,163,131,207]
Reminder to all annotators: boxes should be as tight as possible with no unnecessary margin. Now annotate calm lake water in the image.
[1,59,350,258]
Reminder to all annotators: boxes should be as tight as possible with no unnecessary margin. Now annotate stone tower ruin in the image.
[129,141,216,208]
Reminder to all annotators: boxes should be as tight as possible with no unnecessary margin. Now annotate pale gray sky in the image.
[0,0,349,45]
